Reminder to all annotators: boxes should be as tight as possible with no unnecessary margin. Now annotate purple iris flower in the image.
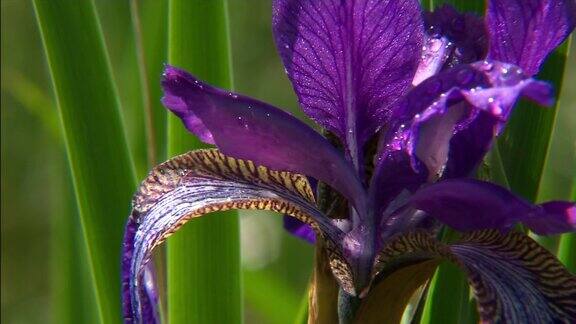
[122,0,576,323]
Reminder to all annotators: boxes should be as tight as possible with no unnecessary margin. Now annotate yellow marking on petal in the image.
[257,166,270,183]
[226,156,238,173]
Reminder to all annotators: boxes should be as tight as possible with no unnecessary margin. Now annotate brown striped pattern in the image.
[455,230,576,323]
[133,149,315,214]
[372,230,576,323]
[127,149,356,318]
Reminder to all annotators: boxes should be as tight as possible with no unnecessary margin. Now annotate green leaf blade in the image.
[498,40,572,202]
[166,1,242,323]
[33,1,136,322]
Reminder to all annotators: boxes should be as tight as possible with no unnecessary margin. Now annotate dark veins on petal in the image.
[373,230,576,323]
[273,0,423,167]
[486,0,576,76]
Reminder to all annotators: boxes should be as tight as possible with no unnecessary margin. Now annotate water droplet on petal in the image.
[491,105,502,115]
[481,60,494,71]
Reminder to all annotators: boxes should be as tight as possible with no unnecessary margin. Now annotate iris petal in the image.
[272,0,424,166]
[414,5,488,85]
[486,0,576,76]
[161,65,367,216]
[373,230,576,322]
[122,149,351,323]
[372,61,554,217]
[283,216,316,243]
[407,178,576,234]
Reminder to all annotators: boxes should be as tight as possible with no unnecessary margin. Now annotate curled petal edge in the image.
[121,149,354,323]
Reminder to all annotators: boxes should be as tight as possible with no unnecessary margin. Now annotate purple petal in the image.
[161,66,367,216]
[372,61,553,207]
[273,0,424,166]
[524,201,576,235]
[414,5,488,84]
[375,231,576,322]
[123,149,341,322]
[283,216,316,243]
[370,150,428,218]
[407,178,576,235]
[162,89,215,144]
[122,214,140,324]
[486,0,576,76]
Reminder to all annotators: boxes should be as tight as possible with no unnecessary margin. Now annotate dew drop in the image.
[481,60,494,71]
[491,105,502,115]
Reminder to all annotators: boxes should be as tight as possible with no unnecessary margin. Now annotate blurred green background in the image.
[1,1,574,323]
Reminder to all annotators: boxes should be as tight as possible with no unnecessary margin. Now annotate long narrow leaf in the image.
[498,40,571,203]
[137,0,169,165]
[243,269,301,324]
[52,173,98,324]
[33,1,136,322]
[4,69,99,324]
[539,38,576,270]
[166,1,242,323]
